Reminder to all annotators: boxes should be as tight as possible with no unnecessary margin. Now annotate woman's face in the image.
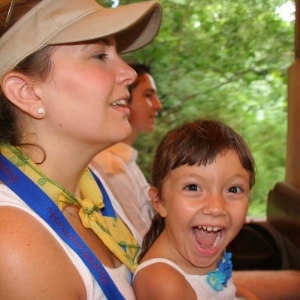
[37,36,136,152]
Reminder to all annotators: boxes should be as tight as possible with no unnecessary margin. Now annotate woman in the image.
[0,0,162,299]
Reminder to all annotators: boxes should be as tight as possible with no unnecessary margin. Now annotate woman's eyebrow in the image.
[97,37,113,46]
[81,38,113,50]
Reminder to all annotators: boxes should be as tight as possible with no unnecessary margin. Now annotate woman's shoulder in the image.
[0,199,86,299]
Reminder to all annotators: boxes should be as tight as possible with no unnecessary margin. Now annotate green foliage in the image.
[121,0,294,216]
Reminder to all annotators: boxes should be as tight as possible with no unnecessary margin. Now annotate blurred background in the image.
[100,0,295,217]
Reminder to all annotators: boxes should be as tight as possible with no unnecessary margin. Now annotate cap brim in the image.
[0,0,162,79]
[49,2,162,54]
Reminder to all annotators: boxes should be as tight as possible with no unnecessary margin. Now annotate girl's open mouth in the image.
[193,226,223,250]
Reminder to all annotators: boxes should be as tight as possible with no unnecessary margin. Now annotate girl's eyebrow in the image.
[228,173,250,181]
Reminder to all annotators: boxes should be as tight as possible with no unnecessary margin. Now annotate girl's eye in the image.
[184,184,200,191]
[228,186,243,193]
[94,53,108,60]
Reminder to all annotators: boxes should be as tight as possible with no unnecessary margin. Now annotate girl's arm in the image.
[233,270,300,300]
[133,263,197,300]
[236,285,260,300]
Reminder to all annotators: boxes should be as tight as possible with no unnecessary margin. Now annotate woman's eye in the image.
[184,184,200,191]
[228,186,242,193]
[94,53,108,60]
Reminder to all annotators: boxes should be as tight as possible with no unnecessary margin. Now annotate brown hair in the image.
[128,63,152,103]
[138,118,256,262]
[0,0,55,146]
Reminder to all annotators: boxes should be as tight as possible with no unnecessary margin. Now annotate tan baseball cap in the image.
[0,0,162,80]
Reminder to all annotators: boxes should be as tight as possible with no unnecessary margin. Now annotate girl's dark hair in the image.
[138,118,256,262]
[0,0,55,146]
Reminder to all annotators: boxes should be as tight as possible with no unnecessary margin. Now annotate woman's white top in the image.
[0,184,135,300]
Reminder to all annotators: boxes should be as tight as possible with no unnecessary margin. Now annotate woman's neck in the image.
[123,129,138,146]
[19,143,96,198]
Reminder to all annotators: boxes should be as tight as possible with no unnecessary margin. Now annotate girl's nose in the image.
[202,194,227,217]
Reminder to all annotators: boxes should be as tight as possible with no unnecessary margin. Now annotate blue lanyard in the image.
[0,153,125,300]
[90,170,126,253]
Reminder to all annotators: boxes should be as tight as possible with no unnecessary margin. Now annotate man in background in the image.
[92,63,162,239]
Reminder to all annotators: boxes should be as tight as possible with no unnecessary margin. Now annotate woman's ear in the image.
[149,186,167,218]
[2,71,45,119]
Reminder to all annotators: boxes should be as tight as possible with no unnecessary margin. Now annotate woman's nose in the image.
[116,58,137,86]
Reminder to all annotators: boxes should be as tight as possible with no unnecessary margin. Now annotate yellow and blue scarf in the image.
[0,144,140,273]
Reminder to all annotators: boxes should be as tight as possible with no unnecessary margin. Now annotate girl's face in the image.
[36,36,136,153]
[152,151,249,275]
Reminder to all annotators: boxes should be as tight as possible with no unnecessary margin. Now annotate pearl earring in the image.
[37,108,44,114]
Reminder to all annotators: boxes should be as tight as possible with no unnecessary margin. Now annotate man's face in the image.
[128,73,162,134]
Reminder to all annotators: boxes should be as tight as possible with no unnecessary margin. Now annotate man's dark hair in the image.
[128,63,152,101]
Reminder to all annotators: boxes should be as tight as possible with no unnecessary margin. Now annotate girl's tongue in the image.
[193,226,222,248]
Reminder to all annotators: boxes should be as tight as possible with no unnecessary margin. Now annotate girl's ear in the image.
[2,71,45,119]
[149,186,167,218]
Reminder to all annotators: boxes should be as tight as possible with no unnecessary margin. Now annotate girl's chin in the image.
[190,253,221,272]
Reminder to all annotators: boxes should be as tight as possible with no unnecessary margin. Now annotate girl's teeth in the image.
[197,225,222,232]
[193,227,222,250]
[212,231,221,248]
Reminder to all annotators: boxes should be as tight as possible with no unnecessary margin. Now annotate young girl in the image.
[133,119,257,300]
[0,0,161,299]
